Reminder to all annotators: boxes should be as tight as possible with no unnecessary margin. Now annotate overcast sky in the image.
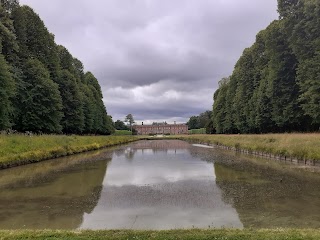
[20,0,278,124]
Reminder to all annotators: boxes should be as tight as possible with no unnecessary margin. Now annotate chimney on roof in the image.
[174,121,176,125]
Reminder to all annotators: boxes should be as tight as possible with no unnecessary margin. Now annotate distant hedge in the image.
[188,128,206,134]
[113,130,132,136]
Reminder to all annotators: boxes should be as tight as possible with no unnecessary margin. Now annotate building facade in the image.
[133,123,188,135]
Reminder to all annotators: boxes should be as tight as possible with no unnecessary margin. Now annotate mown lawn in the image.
[0,229,319,240]
[0,134,137,169]
[174,133,320,161]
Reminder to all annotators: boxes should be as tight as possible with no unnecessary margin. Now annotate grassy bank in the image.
[0,229,319,240]
[0,134,137,169]
[174,134,320,161]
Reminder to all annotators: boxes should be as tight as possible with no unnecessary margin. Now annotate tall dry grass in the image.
[177,133,320,161]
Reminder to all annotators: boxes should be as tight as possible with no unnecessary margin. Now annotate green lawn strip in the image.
[0,135,138,169]
[173,134,320,161]
[0,229,319,240]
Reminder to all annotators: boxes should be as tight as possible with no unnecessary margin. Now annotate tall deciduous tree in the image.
[0,2,115,135]
[15,59,63,133]
[125,114,135,131]
[0,51,14,130]
[212,0,320,133]
[115,120,129,131]
[57,70,84,134]
[12,5,60,81]
[0,0,19,13]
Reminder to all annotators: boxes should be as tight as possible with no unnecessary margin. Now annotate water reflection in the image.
[80,140,242,230]
[186,146,320,229]
[1,140,320,230]
[0,150,112,229]
[213,154,320,228]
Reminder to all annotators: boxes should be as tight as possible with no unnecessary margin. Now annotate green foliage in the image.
[0,0,19,13]
[187,110,214,133]
[125,114,135,131]
[57,70,85,134]
[0,3,19,64]
[0,2,114,135]
[0,52,14,129]
[187,116,199,129]
[12,6,60,81]
[213,0,320,133]
[115,120,129,130]
[14,59,63,133]
[83,72,114,135]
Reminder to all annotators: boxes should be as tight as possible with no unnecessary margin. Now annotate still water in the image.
[0,140,320,230]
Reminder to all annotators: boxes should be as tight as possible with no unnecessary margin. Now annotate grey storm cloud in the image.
[20,0,278,123]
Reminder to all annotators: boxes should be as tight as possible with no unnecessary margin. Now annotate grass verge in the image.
[0,229,319,240]
[0,135,138,169]
[170,134,320,161]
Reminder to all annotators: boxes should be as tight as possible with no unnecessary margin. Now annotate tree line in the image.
[212,0,320,134]
[187,110,214,134]
[0,0,114,134]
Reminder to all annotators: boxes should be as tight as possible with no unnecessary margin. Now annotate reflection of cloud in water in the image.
[106,150,215,186]
[81,140,243,230]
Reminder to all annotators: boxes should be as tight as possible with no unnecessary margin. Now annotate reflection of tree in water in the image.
[213,156,320,229]
[125,147,135,161]
[115,140,193,160]
[187,147,320,229]
[0,153,111,229]
[113,147,126,157]
[113,146,136,160]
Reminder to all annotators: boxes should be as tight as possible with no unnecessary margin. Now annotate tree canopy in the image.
[187,110,214,134]
[212,0,320,133]
[125,114,135,130]
[114,120,129,131]
[0,0,114,134]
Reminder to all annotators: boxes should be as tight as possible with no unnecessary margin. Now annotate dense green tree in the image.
[187,116,199,130]
[12,5,60,81]
[84,72,113,134]
[57,70,85,134]
[0,3,19,64]
[15,59,63,133]
[115,120,129,131]
[277,0,300,19]
[81,84,95,133]
[0,0,19,13]
[104,114,115,135]
[0,2,114,135]
[212,0,320,133]
[125,114,135,132]
[265,21,301,131]
[187,111,214,133]
[0,51,14,129]
[212,78,229,134]
[199,111,214,134]
[284,0,320,128]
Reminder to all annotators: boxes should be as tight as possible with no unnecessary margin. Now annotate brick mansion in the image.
[133,122,188,135]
